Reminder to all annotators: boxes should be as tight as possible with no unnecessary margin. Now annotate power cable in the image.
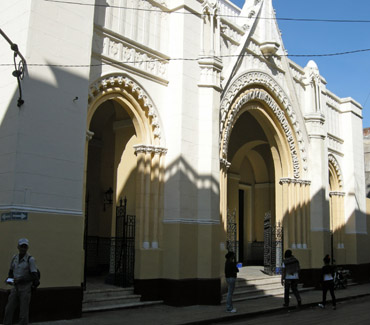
[1,48,370,67]
[43,0,370,23]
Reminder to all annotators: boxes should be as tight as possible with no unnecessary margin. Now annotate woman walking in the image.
[318,254,336,310]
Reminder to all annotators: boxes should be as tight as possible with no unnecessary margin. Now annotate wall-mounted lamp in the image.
[0,28,26,107]
[103,187,113,211]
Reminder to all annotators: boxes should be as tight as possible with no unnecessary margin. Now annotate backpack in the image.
[27,256,41,288]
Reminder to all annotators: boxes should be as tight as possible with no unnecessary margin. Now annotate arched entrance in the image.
[227,110,276,266]
[220,72,310,274]
[83,74,166,287]
[328,154,345,264]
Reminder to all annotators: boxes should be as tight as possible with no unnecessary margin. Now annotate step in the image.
[233,282,284,292]
[83,300,164,313]
[83,287,135,300]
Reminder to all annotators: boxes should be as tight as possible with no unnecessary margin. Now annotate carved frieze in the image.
[93,27,169,83]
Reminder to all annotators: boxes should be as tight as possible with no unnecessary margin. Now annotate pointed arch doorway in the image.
[84,98,138,286]
[220,73,310,274]
[226,109,277,267]
[83,74,166,289]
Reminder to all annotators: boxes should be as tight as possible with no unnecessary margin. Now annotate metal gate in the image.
[226,209,239,261]
[264,211,283,275]
[114,197,135,287]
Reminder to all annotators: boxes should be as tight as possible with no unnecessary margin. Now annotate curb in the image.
[179,292,370,325]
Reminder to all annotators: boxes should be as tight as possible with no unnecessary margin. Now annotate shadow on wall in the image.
[0,64,92,322]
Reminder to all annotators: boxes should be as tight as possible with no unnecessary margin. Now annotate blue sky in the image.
[231,0,370,128]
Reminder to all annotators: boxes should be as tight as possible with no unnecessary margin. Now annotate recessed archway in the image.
[220,72,310,272]
[83,74,167,288]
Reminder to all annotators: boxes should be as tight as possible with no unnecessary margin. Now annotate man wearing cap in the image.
[3,238,39,325]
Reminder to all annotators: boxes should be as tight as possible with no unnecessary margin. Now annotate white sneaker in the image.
[318,304,325,309]
[226,308,237,313]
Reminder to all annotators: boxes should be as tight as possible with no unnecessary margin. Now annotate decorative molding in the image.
[133,144,168,155]
[327,133,343,154]
[86,130,94,141]
[93,26,169,84]
[0,205,83,216]
[328,154,343,188]
[163,218,220,225]
[198,56,223,90]
[220,71,307,178]
[220,158,231,169]
[89,74,162,139]
[329,191,345,197]
[221,87,305,178]
[279,178,311,185]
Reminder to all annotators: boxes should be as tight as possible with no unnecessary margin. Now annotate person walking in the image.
[318,254,336,310]
[281,249,302,307]
[225,251,239,313]
[3,238,39,325]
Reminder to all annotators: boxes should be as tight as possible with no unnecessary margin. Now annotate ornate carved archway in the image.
[219,71,310,252]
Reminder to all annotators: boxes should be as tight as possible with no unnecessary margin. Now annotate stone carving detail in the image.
[133,144,168,155]
[94,30,169,81]
[328,154,343,188]
[289,63,305,84]
[88,75,162,139]
[280,178,311,185]
[220,71,308,178]
[220,23,243,43]
[220,158,231,169]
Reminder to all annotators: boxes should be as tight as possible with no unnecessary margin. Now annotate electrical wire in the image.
[1,48,370,67]
[43,0,370,23]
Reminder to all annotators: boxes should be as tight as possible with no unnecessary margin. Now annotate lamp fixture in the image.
[103,187,113,211]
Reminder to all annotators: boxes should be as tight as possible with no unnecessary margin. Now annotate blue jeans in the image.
[226,277,236,311]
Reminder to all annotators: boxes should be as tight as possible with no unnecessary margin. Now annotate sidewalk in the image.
[31,283,370,325]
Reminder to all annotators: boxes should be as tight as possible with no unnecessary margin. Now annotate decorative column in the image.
[301,180,311,249]
[280,178,290,247]
[151,147,167,248]
[134,145,146,249]
[220,158,231,229]
[329,191,345,248]
[134,144,167,249]
[151,149,160,249]
[280,178,311,250]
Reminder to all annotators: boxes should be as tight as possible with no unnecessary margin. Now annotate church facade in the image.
[1,0,369,321]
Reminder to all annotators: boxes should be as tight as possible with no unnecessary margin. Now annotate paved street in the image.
[27,283,370,325]
[215,296,370,325]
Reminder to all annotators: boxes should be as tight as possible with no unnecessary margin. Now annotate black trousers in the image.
[284,279,301,305]
[322,280,336,306]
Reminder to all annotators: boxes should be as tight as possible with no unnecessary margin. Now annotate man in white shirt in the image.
[3,238,38,325]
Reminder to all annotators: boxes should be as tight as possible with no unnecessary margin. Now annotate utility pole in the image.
[0,28,26,107]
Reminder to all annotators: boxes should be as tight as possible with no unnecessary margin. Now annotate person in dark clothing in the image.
[281,249,301,307]
[225,251,239,313]
[318,254,336,310]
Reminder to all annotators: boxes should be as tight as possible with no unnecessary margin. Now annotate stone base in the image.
[0,286,82,323]
[134,278,221,306]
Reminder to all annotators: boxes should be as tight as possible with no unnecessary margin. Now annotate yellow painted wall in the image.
[0,212,84,289]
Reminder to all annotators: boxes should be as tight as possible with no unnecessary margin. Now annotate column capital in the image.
[86,130,94,141]
[220,158,231,169]
[133,144,168,155]
[329,191,345,197]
